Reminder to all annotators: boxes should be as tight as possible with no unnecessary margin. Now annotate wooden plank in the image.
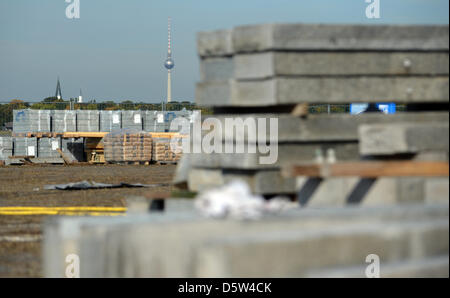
[56,148,73,165]
[63,132,108,138]
[290,103,309,117]
[85,137,104,149]
[283,161,449,178]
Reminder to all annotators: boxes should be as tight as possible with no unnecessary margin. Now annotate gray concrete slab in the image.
[359,122,449,155]
[196,77,449,106]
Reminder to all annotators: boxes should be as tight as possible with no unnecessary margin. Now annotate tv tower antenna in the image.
[164,17,174,103]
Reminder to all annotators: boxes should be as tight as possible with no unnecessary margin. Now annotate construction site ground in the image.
[0,164,176,277]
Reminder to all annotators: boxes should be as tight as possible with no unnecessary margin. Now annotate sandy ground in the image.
[0,164,176,277]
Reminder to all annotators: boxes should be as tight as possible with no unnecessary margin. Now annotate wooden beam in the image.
[9,155,35,159]
[63,132,108,138]
[56,148,73,165]
[283,161,449,178]
[291,103,309,118]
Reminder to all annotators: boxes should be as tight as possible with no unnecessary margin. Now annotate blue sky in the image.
[0,0,448,103]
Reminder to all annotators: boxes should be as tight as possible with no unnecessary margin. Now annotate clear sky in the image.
[0,0,448,103]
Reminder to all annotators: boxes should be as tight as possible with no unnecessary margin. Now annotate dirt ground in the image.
[0,164,176,277]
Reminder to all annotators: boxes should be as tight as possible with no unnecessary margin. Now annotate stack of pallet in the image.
[100,110,122,132]
[76,110,100,132]
[152,137,182,164]
[12,109,199,134]
[104,131,152,163]
[52,110,76,132]
[0,137,13,162]
[13,137,37,157]
[122,111,144,130]
[181,23,449,204]
[38,137,61,158]
[13,110,51,133]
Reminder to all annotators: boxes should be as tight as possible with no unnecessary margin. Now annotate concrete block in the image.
[76,110,100,132]
[38,137,61,158]
[0,137,13,160]
[100,110,122,132]
[231,24,449,53]
[306,255,449,278]
[425,178,450,204]
[195,219,448,277]
[126,196,195,213]
[13,137,37,156]
[13,109,51,133]
[200,112,449,143]
[200,57,234,81]
[233,52,449,79]
[196,80,233,107]
[196,77,449,106]
[121,111,144,130]
[188,142,359,170]
[188,168,225,191]
[188,168,295,195]
[43,214,199,277]
[173,154,192,185]
[359,122,449,156]
[187,166,447,203]
[197,29,233,57]
[43,204,449,277]
[52,110,77,132]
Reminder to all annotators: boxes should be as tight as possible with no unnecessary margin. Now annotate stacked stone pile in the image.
[181,23,449,205]
[104,131,153,163]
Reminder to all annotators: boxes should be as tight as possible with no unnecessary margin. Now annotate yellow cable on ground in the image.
[0,206,127,216]
[0,206,126,211]
[0,211,125,216]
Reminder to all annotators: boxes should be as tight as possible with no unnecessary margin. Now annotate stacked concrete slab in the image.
[76,110,100,132]
[196,24,448,106]
[13,137,37,156]
[13,109,51,133]
[52,110,76,132]
[0,137,13,161]
[121,110,145,131]
[143,111,164,132]
[12,109,198,134]
[99,110,122,132]
[1,136,88,163]
[43,203,449,277]
[143,111,176,132]
[183,23,450,204]
[38,137,61,158]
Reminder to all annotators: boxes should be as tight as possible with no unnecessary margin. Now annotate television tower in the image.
[164,17,174,103]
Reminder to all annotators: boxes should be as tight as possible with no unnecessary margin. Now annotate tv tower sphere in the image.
[165,58,174,69]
